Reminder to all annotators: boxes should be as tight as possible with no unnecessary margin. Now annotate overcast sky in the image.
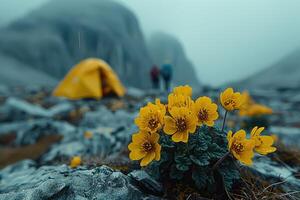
[1,0,300,86]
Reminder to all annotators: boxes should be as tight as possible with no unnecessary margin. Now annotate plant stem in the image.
[221,110,228,132]
[212,152,230,171]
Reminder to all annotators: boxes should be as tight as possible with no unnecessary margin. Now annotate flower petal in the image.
[129,149,146,160]
[154,144,161,161]
[163,116,177,135]
[140,152,155,166]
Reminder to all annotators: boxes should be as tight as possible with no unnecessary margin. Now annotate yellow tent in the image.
[53,58,126,100]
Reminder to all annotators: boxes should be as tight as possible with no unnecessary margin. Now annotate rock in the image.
[0,162,161,200]
[1,97,73,120]
[126,87,146,99]
[270,126,300,146]
[251,156,300,192]
[129,170,163,196]
[0,119,76,146]
[80,106,135,128]
[42,123,137,162]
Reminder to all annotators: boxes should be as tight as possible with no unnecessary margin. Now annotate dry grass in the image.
[229,168,300,200]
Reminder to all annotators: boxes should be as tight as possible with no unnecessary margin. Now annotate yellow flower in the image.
[70,156,82,168]
[84,131,93,139]
[246,104,273,117]
[239,91,254,116]
[193,96,219,127]
[220,88,243,111]
[128,131,161,166]
[250,126,276,155]
[227,130,255,165]
[168,93,194,111]
[135,101,166,133]
[163,107,197,143]
[172,85,192,96]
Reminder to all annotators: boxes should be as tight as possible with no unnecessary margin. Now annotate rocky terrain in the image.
[0,86,299,199]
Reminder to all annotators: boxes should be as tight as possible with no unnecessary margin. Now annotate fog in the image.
[1,0,300,86]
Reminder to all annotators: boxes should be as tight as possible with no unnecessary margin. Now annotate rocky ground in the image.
[0,86,299,200]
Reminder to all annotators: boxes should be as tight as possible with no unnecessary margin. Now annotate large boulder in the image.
[0,161,162,200]
[0,0,152,88]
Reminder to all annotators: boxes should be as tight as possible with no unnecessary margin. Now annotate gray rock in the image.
[0,97,73,121]
[251,156,300,192]
[0,119,76,145]
[0,162,161,200]
[129,170,163,195]
[80,106,135,128]
[126,87,146,99]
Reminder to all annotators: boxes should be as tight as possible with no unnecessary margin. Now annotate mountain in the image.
[235,48,300,89]
[0,0,152,88]
[148,32,200,87]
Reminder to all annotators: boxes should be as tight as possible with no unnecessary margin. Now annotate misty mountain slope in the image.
[148,32,200,87]
[236,48,300,89]
[0,0,152,88]
[0,54,57,86]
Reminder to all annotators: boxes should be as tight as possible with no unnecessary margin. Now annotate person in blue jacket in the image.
[160,60,173,92]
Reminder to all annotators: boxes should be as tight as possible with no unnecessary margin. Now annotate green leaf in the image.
[160,134,175,148]
[175,155,191,171]
[176,163,190,171]
[170,164,184,180]
[192,168,213,189]
[190,155,210,166]
[206,143,226,159]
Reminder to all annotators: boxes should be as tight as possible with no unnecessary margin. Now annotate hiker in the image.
[150,65,160,89]
[160,61,173,92]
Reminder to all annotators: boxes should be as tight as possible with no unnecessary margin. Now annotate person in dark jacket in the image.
[150,65,160,89]
[160,61,173,92]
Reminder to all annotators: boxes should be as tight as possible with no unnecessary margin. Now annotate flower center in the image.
[198,109,208,121]
[224,99,236,107]
[148,118,159,130]
[232,142,244,153]
[176,118,187,132]
[142,142,153,152]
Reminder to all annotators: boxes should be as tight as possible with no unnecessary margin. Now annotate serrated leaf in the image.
[176,163,190,171]
[170,164,184,180]
[207,143,226,159]
[192,169,210,189]
[190,155,210,166]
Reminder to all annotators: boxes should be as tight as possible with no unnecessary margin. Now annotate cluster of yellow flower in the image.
[128,86,276,167]
[239,91,273,117]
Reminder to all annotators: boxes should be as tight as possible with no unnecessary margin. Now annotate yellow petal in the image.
[259,135,274,146]
[172,131,188,143]
[129,149,146,160]
[163,116,177,135]
[155,144,161,161]
[149,132,160,143]
[140,152,155,166]
[233,130,246,141]
[227,131,233,149]
[204,120,214,127]
[255,146,276,155]
[250,126,258,137]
